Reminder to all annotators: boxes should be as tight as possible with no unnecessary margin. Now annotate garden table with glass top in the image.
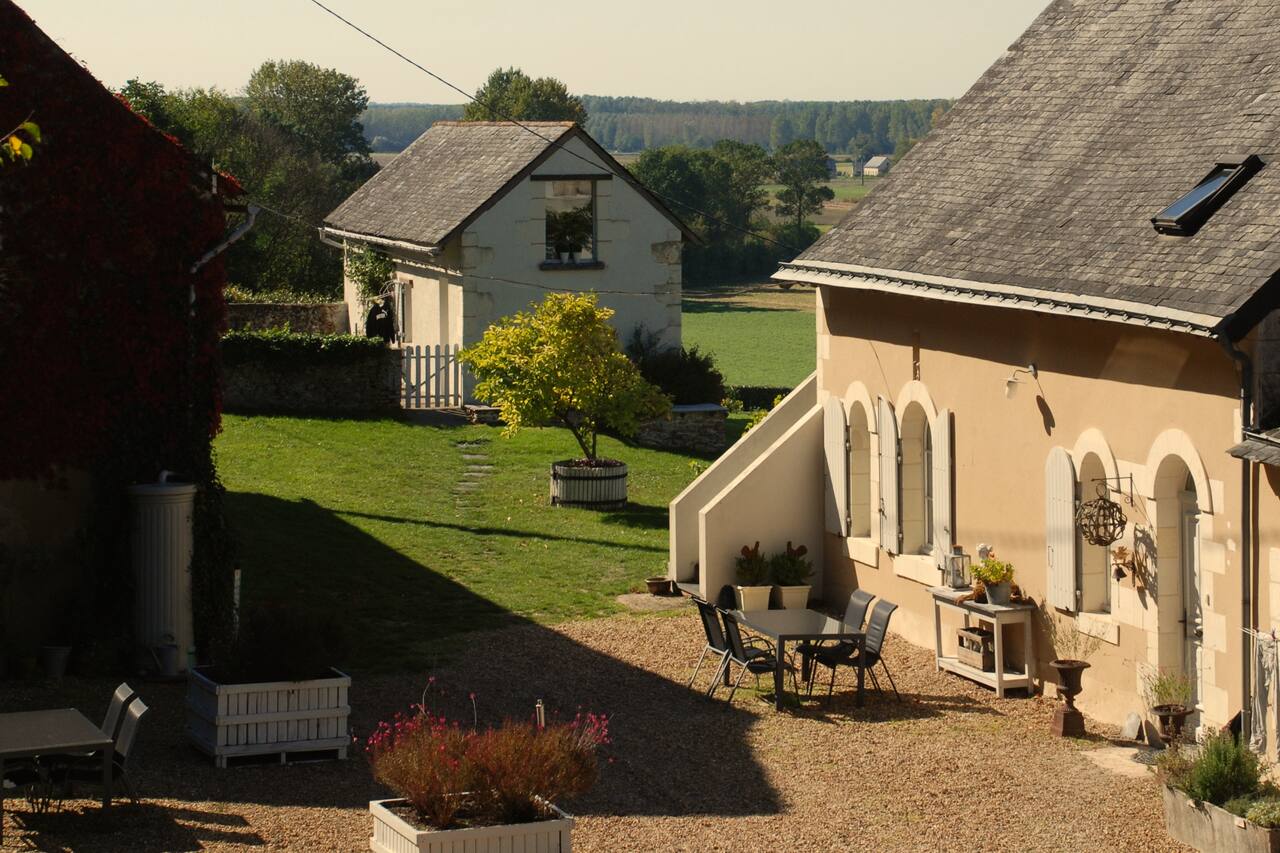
[735,608,867,710]
[0,708,113,842]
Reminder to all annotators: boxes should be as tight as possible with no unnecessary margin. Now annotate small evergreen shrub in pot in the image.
[769,542,813,609]
[734,542,772,611]
[365,699,609,852]
[1158,731,1280,850]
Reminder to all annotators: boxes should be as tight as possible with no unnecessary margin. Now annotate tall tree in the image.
[245,60,373,174]
[463,67,587,124]
[772,139,834,233]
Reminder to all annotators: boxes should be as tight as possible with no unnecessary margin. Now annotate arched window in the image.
[848,403,872,538]
[1076,453,1111,613]
[900,403,933,555]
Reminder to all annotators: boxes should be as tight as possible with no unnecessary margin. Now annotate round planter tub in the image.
[549,460,627,510]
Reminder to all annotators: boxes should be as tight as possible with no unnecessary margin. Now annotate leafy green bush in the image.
[345,244,396,299]
[735,542,770,586]
[224,284,337,304]
[222,328,389,368]
[1180,731,1260,806]
[1224,795,1257,817]
[730,386,792,410]
[626,330,725,405]
[769,542,813,586]
[1246,798,1280,827]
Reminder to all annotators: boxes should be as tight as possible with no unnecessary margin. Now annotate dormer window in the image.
[1152,155,1263,236]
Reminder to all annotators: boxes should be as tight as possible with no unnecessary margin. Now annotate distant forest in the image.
[361,97,952,159]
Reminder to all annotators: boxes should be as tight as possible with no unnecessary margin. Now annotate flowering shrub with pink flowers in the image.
[366,693,610,830]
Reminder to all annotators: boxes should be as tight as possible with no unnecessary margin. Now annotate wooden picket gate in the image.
[400,344,464,409]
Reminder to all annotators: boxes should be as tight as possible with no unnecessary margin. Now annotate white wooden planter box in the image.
[1163,785,1280,852]
[370,798,573,853]
[186,665,351,767]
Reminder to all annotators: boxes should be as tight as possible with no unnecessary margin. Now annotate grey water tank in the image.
[128,476,196,669]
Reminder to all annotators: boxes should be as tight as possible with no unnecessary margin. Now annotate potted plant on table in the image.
[366,699,609,853]
[769,542,813,609]
[460,293,669,511]
[187,603,351,767]
[735,542,772,611]
[1040,603,1103,737]
[1144,667,1194,745]
[972,551,1015,605]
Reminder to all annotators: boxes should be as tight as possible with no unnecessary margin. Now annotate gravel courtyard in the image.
[1,609,1186,852]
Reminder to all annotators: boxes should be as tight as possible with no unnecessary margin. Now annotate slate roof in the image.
[864,156,891,169]
[788,0,1280,334]
[1229,428,1280,465]
[325,121,695,248]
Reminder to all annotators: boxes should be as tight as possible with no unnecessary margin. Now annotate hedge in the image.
[221,328,388,368]
[729,385,793,410]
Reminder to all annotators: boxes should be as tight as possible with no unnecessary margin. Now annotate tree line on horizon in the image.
[363,95,950,160]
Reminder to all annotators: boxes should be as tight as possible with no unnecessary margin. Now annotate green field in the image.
[216,414,745,672]
[762,176,881,203]
[682,284,815,388]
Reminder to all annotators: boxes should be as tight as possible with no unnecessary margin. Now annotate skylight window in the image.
[1152,155,1263,236]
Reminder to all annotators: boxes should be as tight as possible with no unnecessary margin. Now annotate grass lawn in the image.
[761,176,880,203]
[215,414,744,673]
[683,284,815,388]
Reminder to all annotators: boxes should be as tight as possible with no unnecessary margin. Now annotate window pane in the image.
[1156,168,1233,222]
[545,180,595,261]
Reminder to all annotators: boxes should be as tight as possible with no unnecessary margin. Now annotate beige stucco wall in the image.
[814,284,1266,731]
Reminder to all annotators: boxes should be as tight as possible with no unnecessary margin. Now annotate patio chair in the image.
[797,589,874,683]
[688,598,733,692]
[714,610,799,705]
[808,600,900,702]
[100,683,138,743]
[58,697,148,804]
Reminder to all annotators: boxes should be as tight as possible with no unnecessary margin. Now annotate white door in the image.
[1181,494,1203,720]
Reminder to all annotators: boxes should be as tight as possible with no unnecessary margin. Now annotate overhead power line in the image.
[302,0,800,254]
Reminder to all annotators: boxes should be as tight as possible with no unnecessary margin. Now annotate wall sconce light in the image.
[1004,363,1038,399]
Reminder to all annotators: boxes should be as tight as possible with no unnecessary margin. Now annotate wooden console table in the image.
[929,586,1035,698]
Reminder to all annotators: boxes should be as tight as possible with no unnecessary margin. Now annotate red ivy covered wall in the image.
[0,0,235,659]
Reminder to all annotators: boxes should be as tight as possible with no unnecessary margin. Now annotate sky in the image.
[18,0,1049,104]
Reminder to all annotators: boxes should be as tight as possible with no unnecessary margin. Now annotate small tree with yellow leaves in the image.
[460,292,669,463]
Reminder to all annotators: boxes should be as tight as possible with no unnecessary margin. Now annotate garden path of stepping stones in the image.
[453,439,494,509]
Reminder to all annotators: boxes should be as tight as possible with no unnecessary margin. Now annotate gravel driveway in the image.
[0,610,1186,851]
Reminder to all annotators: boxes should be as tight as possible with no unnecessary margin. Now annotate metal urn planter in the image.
[1050,660,1090,737]
[1153,703,1193,746]
[549,460,627,509]
[370,798,573,853]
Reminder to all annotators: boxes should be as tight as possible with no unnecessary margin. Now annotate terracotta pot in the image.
[1152,703,1192,745]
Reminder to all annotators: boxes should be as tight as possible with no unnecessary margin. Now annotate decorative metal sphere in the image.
[1075,490,1127,546]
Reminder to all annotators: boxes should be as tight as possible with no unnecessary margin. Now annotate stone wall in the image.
[635,404,727,455]
[223,348,400,414]
[225,302,348,335]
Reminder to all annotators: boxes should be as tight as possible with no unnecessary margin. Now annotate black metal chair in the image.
[798,589,874,683]
[688,598,733,692]
[100,683,137,743]
[809,600,900,701]
[59,697,148,804]
[714,609,799,705]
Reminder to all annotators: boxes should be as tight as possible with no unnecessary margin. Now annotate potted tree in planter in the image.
[972,551,1015,605]
[1144,667,1194,746]
[769,542,813,609]
[735,542,771,611]
[366,700,609,853]
[1039,603,1103,737]
[460,293,669,510]
[186,603,351,767]
[1157,730,1280,850]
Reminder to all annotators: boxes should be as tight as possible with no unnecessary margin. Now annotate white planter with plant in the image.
[735,542,771,611]
[459,293,668,511]
[972,551,1015,606]
[365,695,609,853]
[770,542,813,609]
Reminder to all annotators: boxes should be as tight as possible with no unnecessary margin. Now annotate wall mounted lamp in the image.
[1004,363,1038,399]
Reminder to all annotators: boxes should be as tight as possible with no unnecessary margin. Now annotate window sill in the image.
[1076,611,1119,645]
[539,260,604,271]
[844,537,878,567]
[894,553,938,586]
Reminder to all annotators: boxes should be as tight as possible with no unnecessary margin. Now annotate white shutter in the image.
[823,397,850,536]
[932,408,953,566]
[1045,446,1078,611]
[878,397,899,555]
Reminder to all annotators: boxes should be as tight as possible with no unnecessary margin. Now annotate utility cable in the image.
[302,0,801,254]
